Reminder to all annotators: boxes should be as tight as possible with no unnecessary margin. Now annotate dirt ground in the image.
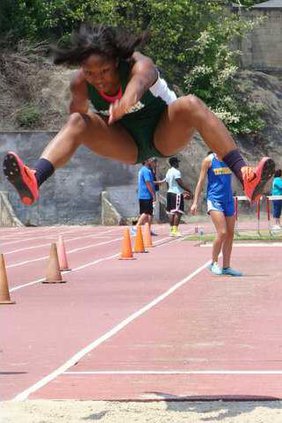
[1,400,282,423]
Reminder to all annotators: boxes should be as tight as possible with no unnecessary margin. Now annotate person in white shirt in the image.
[164,157,192,236]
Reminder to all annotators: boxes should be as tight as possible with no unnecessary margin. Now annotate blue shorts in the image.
[272,200,282,218]
[207,198,235,217]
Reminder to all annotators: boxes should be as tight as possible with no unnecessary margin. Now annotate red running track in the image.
[1,224,282,402]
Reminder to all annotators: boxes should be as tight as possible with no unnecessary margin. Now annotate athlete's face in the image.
[82,54,120,95]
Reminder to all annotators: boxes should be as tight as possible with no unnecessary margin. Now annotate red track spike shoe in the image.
[242,157,275,202]
[3,152,39,206]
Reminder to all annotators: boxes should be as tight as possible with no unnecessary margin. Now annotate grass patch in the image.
[16,103,41,128]
[184,229,282,243]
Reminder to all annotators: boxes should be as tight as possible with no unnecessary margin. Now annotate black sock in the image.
[34,158,54,186]
[222,149,247,185]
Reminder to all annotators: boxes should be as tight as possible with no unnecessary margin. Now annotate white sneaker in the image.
[208,262,222,275]
[272,225,281,230]
[130,227,137,236]
[222,267,243,277]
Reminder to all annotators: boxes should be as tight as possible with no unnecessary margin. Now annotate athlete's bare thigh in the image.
[79,112,138,164]
[153,97,195,156]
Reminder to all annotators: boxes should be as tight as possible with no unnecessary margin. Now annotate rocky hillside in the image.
[1,50,281,192]
[0,49,72,130]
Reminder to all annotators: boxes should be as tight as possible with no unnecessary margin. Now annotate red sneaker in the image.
[3,152,39,205]
[242,157,275,202]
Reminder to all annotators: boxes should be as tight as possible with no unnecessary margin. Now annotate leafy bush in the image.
[184,15,265,134]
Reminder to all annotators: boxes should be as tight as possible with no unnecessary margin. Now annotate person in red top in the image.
[3,23,275,207]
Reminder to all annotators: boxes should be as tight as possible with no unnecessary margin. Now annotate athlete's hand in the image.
[108,100,130,124]
[183,190,193,200]
[190,203,198,215]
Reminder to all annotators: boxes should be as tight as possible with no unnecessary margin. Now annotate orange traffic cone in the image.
[119,228,136,260]
[57,235,71,271]
[42,243,66,284]
[143,222,153,248]
[0,254,15,305]
[134,225,147,253]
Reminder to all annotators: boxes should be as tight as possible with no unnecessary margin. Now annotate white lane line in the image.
[0,227,120,248]
[9,233,183,291]
[2,226,172,255]
[0,227,80,246]
[10,253,119,292]
[3,230,121,255]
[200,242,282,247]
[63,370,282,375]
[7,228,185,270]
[13,259,210,401]
[6,237,123,269]
[233,242,282,247]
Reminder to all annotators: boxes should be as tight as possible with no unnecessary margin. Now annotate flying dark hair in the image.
[274,169,281,178]
[52,23,150,66]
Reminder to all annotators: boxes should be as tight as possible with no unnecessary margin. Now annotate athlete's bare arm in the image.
[175,177,192,193]
[145,181,156,201]
[190,156,212,215]
[108,52,158,124]
[69,70,89,114]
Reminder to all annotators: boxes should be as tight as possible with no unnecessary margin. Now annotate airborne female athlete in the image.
[3,23,275,205]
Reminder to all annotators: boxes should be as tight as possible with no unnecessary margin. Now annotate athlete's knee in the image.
[67,112,91,131]
[218,228,227,239]
[180,94,208,121]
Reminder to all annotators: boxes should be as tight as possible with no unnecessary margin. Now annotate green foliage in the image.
[185,230,282,242]
[0,0,103,41]
[102,0,264,134]
[99,0,225,83]
[34,0,102,40]
[0,0,42,41]
[0,0,266,135]
[183,13,264,134]
[16,104,41,128]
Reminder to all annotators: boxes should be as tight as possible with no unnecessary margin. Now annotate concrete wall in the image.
[106,185,138,218]
[238,8,282,72]
[0,191,24,227]
[0,132,138,226]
